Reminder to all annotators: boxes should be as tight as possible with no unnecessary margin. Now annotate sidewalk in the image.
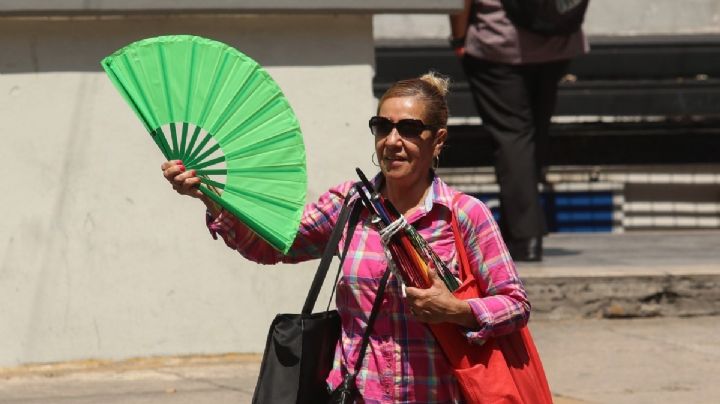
[518,230,720,277]
[533,317,720,403]
[1,317,718,403]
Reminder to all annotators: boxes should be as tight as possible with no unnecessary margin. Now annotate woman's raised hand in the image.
[161,160,222,215]
[161,160,204,199]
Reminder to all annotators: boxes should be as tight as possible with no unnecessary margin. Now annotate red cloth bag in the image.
[426,195,553,403]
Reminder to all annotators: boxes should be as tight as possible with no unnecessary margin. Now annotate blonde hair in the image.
[378,71,450,129]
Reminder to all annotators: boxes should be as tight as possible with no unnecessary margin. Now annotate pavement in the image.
[1,231,719,403]
[1,317,718,403]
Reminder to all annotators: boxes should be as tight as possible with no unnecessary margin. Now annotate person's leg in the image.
[462,56,543,260]
[528,60,571,183]
[516,59,571,260]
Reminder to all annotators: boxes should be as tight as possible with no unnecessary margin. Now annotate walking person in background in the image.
[450,0,589,261]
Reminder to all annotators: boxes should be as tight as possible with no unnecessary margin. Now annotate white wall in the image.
[582,0,720,36]
[0,14,376,367]
[373,0,720,41]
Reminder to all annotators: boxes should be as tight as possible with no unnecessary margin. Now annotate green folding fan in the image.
[101,35,306,253]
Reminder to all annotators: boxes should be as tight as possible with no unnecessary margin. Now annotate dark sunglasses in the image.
[369,116,435,138]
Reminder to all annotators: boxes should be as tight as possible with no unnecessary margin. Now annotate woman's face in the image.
[374,96,446,189]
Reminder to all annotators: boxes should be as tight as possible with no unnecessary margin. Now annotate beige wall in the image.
[0,14,376,367]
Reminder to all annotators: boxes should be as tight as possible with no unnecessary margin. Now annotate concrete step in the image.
[518,231,720,319]
[439,165,720,231]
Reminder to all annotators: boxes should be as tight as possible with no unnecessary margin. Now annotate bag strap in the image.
[302,186,362,315]
[450,193,473,282]
[326,200,364,311]
[346,266,392,382]
[321,188,391,386]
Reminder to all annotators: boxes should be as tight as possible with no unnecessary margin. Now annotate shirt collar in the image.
[428,171,455,210]
[370,170,456,215]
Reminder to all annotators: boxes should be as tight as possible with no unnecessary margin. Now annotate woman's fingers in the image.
[405,287,432,319]
[161,160,203,198]
[406,279,476,327]
[178,174,203,196]
[160,160,180,171]
[405,271,458,323]
[173,170,197,190]
[162,160,185,180]
[161,159,184,172]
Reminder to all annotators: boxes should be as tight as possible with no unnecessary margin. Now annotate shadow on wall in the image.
[0,14,373,74]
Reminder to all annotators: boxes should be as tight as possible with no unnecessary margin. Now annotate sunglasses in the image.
[369,116,435,138]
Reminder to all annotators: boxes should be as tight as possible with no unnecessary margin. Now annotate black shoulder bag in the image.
[252,189,370,403]
[500,0,590,35]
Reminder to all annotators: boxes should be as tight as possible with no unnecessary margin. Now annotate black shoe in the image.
[506,237,543,262]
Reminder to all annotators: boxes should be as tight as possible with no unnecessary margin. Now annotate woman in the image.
[161,72,530,403]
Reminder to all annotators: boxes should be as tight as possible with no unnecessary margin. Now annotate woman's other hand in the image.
[405,269,477,328]
[452,45,466,58]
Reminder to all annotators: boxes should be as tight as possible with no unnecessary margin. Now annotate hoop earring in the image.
[371,152,380,167]
[432,155,440,170]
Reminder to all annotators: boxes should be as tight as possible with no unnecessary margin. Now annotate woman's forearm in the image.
[449,0,472,40]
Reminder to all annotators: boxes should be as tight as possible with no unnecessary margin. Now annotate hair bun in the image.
[420,71,450,97]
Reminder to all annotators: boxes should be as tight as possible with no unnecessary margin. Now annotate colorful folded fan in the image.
[101,35,307,253]
[353,168,460,291]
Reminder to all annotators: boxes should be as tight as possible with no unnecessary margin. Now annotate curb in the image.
[0,353,260,379]
[524,272,720,320]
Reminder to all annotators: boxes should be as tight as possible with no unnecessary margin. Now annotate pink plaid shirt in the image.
[208,174,529,404]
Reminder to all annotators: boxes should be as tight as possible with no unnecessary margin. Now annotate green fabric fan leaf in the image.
[101,35,307,253]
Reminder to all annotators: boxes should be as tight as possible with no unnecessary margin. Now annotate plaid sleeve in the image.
[206,181,355,264]
[454,195,530,344]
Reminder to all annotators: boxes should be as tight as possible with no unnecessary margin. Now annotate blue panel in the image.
[470,190,619,233]
[555,194,614,206]
[556,212,615,222]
